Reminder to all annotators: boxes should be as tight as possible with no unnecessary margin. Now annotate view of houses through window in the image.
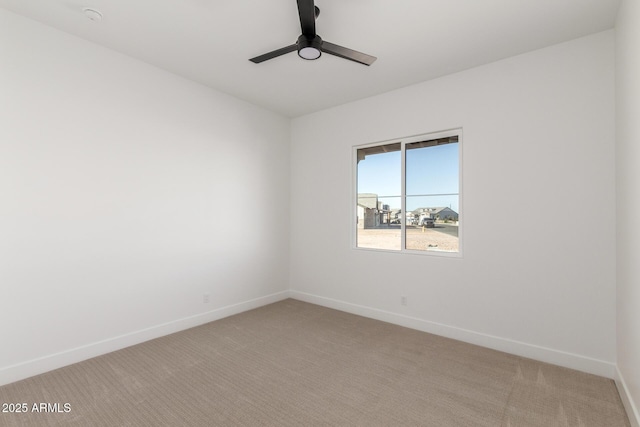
[356,132,460,253]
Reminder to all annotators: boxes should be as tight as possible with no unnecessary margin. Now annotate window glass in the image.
[356,144,401,250]
[405,137,459,253]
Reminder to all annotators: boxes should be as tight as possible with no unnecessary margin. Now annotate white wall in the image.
[290,31,616,377]
[0,9,290,385]
[615,0,640,424]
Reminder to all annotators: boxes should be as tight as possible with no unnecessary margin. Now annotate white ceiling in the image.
[0,0,621,117]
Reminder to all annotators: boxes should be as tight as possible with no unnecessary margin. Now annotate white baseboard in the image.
[616,366,640,427]
[290,290,616,379]
[0,291,290,387]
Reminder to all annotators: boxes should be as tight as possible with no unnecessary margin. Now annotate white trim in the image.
[0,291,290,387]
[401,137,407,250]
[352,145,360,249]
[616,366,640,427]
[457,128,464,257]
[290,290,616,378]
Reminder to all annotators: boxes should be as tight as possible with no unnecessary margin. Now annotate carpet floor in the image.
[0,299,631,426]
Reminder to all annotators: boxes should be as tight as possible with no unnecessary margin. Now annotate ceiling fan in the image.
[249,0,376,66]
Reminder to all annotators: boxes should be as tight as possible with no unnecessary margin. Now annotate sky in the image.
[357,143,459,213]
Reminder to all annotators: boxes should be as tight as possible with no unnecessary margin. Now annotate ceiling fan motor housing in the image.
[297,35,322,60]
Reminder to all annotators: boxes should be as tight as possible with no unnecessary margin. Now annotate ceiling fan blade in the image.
[249,44,297,63]
[322,41,377,66]
[297,0,317,38]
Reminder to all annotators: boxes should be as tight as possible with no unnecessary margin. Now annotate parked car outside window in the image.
[421,217,435,228]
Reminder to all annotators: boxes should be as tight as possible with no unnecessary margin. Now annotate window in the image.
[354,130,461,255]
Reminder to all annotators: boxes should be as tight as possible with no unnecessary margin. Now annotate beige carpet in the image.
[0,299,630,426]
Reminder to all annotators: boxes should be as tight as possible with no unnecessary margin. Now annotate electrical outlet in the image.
[401,295,407,306]
[203,293,210,304]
